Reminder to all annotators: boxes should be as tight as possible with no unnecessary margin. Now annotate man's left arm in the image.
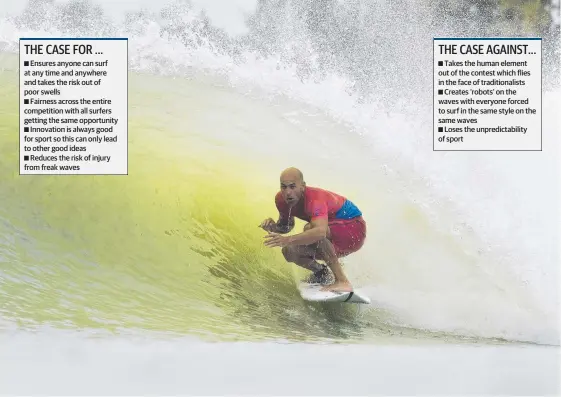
[263,200,329,248]
[285,217,328,246]
[285,199,329,246]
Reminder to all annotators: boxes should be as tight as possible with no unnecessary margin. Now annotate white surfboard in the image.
[298,282,371,304]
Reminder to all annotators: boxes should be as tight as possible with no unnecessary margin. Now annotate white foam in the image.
[0,328,558,395]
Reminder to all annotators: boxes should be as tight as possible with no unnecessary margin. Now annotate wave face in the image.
[0,0,559,346]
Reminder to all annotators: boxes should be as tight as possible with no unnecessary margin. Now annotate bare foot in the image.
[321,281,353,293]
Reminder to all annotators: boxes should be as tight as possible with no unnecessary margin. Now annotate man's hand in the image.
[259,218,277,232]
[263,232,291,248]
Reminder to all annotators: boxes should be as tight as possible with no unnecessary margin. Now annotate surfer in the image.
[259,167,366,293]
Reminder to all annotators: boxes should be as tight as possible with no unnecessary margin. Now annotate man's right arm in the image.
[274,214,294,234]
[269,192,294,233]
[260,214,294,233]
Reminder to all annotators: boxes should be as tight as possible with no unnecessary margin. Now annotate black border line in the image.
[433,37,543,152]
[19,37,129,175]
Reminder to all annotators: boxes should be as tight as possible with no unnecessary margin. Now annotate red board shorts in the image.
[328,216,367,257]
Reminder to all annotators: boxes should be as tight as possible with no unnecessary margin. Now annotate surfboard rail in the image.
[298,282,371,304]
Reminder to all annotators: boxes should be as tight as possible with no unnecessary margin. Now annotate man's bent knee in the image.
[316,237,337,259]
[282,246,297,262]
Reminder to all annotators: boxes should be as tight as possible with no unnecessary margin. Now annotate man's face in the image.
[280,177,304,206]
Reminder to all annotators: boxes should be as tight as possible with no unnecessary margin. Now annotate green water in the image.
[1,51,539,346]
[0,53,395,343]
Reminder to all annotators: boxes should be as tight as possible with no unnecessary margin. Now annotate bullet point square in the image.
[438,127,443,132]
[24,61,29,66]
[438,61,443,66]
[24,99,29,104]
[438,90,443,95]
[24,127,29,132]
[24,155,29,161]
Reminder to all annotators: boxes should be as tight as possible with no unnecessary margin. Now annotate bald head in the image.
[280,167,304,183]
[279,167,305,206]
